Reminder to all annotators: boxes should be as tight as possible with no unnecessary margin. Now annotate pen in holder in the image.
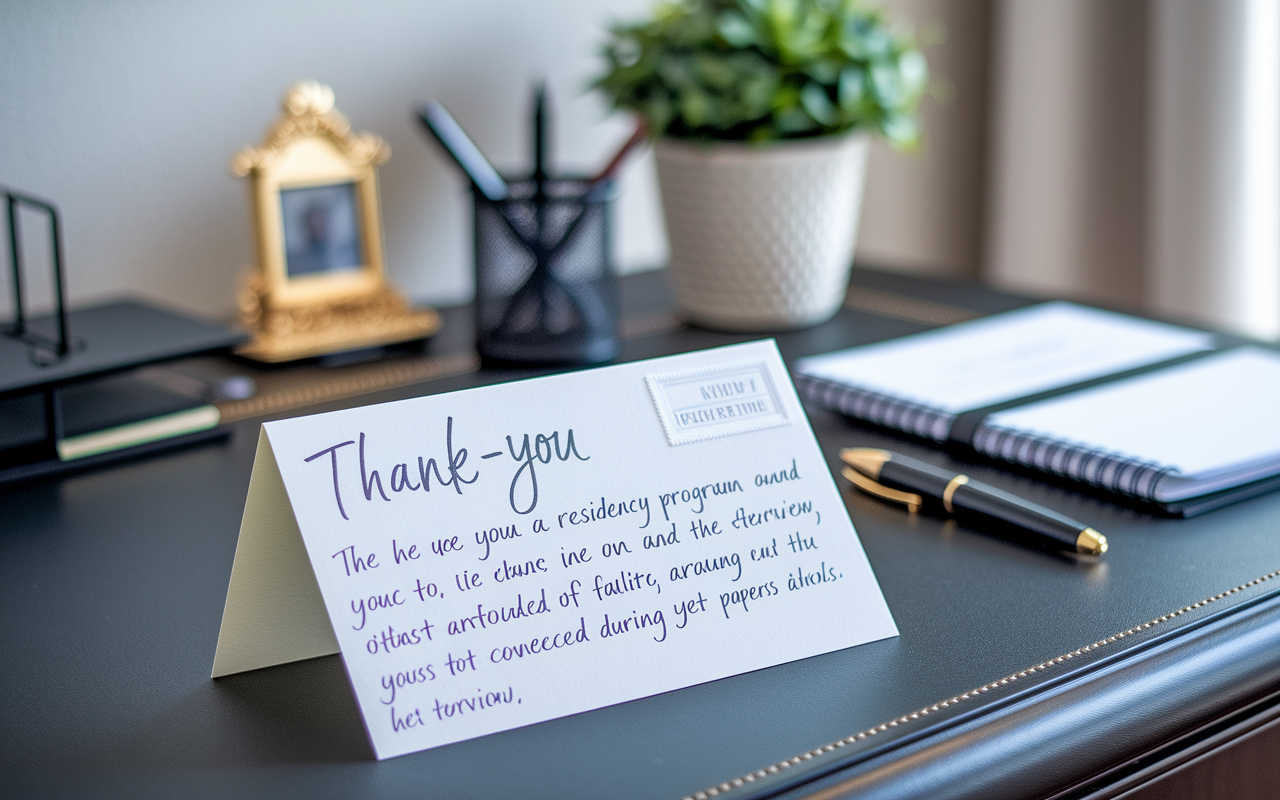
[419,84,647,366]
[473,177,619,364]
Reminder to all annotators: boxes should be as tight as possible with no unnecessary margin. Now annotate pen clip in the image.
[841,466,923,513]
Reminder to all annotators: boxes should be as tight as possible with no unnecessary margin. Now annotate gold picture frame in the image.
[233,82,439,362]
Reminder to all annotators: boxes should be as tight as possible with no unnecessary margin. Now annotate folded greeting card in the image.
[211,340,897,759]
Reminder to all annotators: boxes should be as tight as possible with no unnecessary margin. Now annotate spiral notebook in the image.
[796,302,1280,516]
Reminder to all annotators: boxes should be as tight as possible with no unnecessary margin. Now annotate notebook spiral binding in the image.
[973,422,1175,502]
[796,375,954,442]
[796,373,1177,503]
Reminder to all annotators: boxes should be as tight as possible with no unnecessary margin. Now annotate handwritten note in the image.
[212,341,897,760]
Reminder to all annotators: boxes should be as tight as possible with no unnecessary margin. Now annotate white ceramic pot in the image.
[654,133,869,331]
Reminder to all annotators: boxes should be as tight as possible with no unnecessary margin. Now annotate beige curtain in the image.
[985,0,1280,339]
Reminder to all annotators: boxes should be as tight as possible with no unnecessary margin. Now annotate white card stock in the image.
[212,340,897,760]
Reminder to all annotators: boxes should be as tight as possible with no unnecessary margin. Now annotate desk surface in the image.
[5,269,1280,799]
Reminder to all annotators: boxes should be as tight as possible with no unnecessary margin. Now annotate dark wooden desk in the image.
[4,269,1280,799]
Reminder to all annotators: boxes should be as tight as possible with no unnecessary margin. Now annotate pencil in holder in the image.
[472,178,619,365]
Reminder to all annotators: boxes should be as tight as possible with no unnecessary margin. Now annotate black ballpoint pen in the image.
[840,448,1108,556]
[418,101,509,201]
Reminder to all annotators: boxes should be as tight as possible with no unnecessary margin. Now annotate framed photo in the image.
[238,97,388,308]
[279,181,363,278]
[232,82,438,362]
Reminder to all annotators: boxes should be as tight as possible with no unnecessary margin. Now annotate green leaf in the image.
[716,11,758,47]
[805,57,841,85]
[593,0,926,142]
[739,70,777,116]
[680,87,713,127]
[881,113,919,147]
[860,27,893,58]
[870,62,900,107]
[837,65,863,110]
[800,81,837,126]
[775,106,818,134]
[643,92,675,135]
[898,49,928,96]
[659,56,696,89]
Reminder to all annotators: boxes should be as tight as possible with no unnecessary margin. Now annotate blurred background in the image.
[3,0,1277,338]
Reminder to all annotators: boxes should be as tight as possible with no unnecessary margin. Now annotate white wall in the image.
[0,0,664,318]
[1,0,987,321]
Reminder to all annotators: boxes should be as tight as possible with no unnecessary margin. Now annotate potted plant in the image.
[596,0,927,330]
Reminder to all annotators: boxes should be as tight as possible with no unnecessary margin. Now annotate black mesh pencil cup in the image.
[472,178,619,365]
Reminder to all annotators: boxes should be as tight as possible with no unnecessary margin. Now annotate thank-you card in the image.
[212,340,897,759]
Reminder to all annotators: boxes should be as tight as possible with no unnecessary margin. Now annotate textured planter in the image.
[655,134,869,331]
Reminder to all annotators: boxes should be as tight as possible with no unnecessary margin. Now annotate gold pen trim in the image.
[942,474,969,514]
[1076,527,1108,556]
[842,466,923,513]
[839,447,891,480]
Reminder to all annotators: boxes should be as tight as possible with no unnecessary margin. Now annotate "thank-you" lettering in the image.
[303,417,478,521]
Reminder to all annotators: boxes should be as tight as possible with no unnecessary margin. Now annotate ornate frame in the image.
[233,83,438,362]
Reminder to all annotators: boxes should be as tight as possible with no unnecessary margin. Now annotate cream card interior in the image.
[212,340,898,760]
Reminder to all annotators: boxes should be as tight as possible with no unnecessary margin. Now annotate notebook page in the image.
[796,302,1213,413]
[983,348,1280,500]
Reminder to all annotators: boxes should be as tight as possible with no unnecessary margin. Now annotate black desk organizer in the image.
[0,188,245,485]
[419,85,623,366]
[473,177,619,365]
